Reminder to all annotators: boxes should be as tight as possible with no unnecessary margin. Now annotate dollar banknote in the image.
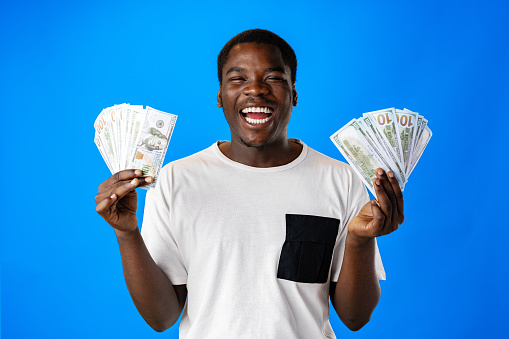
[94,104,177,189]
[331,119,406,197]
[358,115,407,185]
[129,106,177,189]
[395,109,418,173]
[407,125,432,177]
[331,108,432,197]
[363,108,404,165]
[94,109,117,172]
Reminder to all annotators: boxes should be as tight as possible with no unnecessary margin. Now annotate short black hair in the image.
[217,28,297,85]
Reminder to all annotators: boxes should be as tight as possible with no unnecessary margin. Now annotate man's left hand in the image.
[348,168,405,243]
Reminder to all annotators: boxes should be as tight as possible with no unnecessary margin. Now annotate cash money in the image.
[363,108,404,165]
[331,108,431,197]
[395,109,418,173]
[94,104,177,189]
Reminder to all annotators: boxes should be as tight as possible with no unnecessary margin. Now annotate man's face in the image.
[217,43,297,148]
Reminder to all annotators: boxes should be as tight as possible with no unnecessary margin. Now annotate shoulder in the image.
[161,143,218,172]
[302,144,366,193]
[150,144,220,195]
[304,144,355,174]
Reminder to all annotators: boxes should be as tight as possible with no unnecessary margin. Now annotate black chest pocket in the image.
[277,214,340,284]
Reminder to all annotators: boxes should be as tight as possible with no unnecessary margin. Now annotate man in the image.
[95,29,404,338]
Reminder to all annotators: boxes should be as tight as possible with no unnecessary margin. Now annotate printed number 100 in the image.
[395,114,413,127]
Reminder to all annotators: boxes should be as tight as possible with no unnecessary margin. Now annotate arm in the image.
[115,228,187,331]
[330,169,404,331]
[95,170,187,332]
[330,236,380,331]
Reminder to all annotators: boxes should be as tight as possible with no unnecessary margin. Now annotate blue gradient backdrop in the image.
[1,0,508,338]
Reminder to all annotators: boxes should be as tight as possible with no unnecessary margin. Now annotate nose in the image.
[242,79,270,96]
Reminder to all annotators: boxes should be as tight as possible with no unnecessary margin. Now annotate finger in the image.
[377,169,399,219]
[373,174,392,232]
[387,171,404,224]
[378,170,398,227]
[99,169,143,191]
[376,169,397,201]
[366,200,386,236]
[136,176,154,187]
[95,178,137,203]
[96,194,117,214]
[110,177,140,200]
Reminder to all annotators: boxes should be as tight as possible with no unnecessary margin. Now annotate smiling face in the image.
[217,42,297,149]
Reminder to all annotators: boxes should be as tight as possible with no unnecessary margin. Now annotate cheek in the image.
[221,93,241,117]
[222,92,236,109]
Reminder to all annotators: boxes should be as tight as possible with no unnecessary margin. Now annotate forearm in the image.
[332,233,381,331]
[115,228,185,332]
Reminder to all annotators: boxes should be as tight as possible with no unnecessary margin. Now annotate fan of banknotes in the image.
[94,104,177,189]
[330,107,432,197]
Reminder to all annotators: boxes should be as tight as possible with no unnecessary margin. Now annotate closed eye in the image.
[228,77,245,83]
[267,76,284,82]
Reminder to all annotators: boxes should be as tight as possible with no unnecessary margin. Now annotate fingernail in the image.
[131,179,137,185]
[388,171,394,178]
[110,194,116,199]
[146,176,153,183]
[377,169,383,175]
[376,179,381,186]
[135,170,142,176]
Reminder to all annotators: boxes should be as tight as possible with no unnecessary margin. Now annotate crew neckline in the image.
[212,139,309,173]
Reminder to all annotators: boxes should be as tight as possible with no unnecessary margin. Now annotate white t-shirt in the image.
[141,140,385,339]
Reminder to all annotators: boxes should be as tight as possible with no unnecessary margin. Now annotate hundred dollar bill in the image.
[413,116,428,159]
[117,104,127,168]
[330,119,405,197]
[364,108,405,166]
[122,104,142,170]
[359,115,407,185]
[412,114,422,158]
[128,106,177,189]
[105,106,120,172]
[94,132,114,174]
[94,109,117,172]
[403,108,427,163]
[356,118,385,156]
[395,109,418,175]
[125,106,146,170]
[122,104,132,170]
[407,125,432,177]
[116,104,127,171]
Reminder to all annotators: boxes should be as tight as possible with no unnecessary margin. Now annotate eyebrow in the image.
[225,66,287,75]
[225,67,244,75]
[265,67,286,74]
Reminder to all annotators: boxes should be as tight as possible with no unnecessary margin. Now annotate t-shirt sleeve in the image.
[330,173,386,282]
[140,167,188,285]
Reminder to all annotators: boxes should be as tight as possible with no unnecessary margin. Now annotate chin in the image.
[240,138,269,149]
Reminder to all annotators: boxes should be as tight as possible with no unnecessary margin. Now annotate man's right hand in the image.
[95,169,186,331]
[95,169,154,233]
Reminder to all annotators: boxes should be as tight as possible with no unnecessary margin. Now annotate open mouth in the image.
[240,107,274,125]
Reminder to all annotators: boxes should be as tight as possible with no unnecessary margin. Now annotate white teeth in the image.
[245,116,271,124]
[241,107,273,114]
[241,107,273,124]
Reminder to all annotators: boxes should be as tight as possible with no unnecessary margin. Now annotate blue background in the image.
[1,0,508,338]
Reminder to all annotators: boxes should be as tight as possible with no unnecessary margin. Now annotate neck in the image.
[218,138,303,168]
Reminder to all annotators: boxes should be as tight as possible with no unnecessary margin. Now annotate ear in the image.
[292,85,298,106]
[217,89,223,108]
